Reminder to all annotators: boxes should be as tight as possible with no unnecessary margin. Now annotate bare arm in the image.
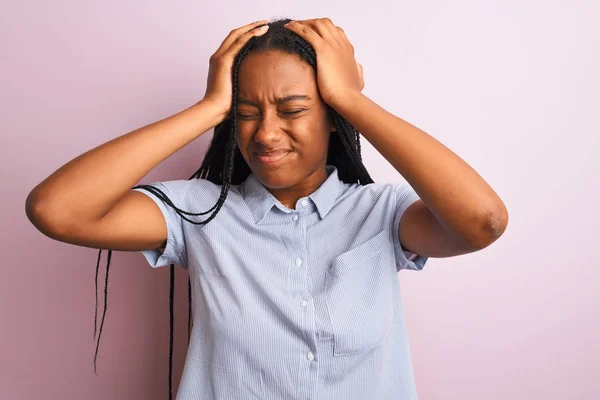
[336,91,508,252]
[25,19,271,251]
[25,100,226,248]
[283,18,508,257]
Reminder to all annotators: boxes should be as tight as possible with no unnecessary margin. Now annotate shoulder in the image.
[138,178,226,209]
[337,181,419,215]
[187,178,224,198]
[339,181,398,201]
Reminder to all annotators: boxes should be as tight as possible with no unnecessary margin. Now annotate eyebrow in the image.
[237,95,312,106]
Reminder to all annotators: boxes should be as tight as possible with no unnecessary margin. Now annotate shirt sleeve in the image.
[132,180,191,270]
[392,183,429,272]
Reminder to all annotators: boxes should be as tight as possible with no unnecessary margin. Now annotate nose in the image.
[252,111,283,147]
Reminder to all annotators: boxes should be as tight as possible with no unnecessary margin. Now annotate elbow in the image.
[25,189,43,226]
[25,189,69,238]
[464,204,509,250]
[25,190,53,235]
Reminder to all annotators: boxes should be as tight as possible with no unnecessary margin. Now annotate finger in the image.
[284,20,325,50]
[336,26,354,51]
[215,20,269,55]
[319,18,344,44]
[296,18,338,42]
[356,60,364,89]
[224,24,269,56]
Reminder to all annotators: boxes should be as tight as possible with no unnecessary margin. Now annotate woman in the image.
[26,18,508,400]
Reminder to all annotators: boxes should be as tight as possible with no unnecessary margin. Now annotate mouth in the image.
[254,150,291,165]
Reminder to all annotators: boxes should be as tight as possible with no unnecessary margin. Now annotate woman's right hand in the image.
[202,20,270,119]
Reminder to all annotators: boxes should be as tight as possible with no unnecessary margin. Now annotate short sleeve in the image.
[392,183,429,272]
[132,180,191,270]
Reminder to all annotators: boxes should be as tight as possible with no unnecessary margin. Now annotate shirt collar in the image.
[241,165,341,225]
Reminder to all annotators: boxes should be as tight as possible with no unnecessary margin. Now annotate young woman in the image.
[26,18,508,400]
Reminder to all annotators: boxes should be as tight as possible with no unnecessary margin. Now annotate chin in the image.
[249,153,298,188]
[255,168,297,189]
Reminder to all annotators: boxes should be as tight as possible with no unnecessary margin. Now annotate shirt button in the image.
[301,200,308,207]
[300,300,307,307]
[307,351,314,361]
[295,258,302,267]
[292,214,298,221]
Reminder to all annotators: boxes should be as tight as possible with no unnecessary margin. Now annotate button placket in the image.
[287,203,314,369]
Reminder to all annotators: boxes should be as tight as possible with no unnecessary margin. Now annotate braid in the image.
[93,248,111,375]
[168,265,175,397]
[92,17,375,400]
[330,110,373,184]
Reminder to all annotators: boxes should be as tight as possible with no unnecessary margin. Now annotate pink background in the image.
[2,1,598,399]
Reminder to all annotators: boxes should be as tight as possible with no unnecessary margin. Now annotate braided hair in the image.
[92,18,374,399]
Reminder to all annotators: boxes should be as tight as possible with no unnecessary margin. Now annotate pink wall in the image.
[2,1,598,399]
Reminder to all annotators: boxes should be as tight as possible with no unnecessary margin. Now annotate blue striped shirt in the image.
[133,164,428,399]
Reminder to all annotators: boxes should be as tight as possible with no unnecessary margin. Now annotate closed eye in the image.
[236,110,307,119]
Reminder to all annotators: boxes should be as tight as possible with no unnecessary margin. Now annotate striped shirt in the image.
[133,164,428,399]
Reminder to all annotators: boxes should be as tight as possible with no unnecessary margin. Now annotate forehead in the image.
[237,50,317,97]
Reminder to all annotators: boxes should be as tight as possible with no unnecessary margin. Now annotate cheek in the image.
[234,116,328,149]
[236,122,254,138]
[237,135,248,162]
[235,118,257,134]
[235,131,250,158]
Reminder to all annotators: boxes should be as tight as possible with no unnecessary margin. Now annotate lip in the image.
[254,150,291,165]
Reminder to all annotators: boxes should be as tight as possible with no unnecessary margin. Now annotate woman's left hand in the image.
[284,18,364,109]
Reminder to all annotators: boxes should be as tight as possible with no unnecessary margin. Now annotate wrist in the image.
[329,90,364,116]
[193,99,230,126]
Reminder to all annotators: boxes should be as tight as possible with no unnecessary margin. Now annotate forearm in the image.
[333,91,507,242]
[26,99,226,224]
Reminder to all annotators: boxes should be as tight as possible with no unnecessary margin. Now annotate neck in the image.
[268,167,328,209]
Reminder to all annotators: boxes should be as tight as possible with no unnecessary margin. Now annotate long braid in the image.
[168,264,175,397]
[93,248,111,375]
[93,249,102,340]
[187,278,192,346]
[330,111,373,184]
[92,18,376,399]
